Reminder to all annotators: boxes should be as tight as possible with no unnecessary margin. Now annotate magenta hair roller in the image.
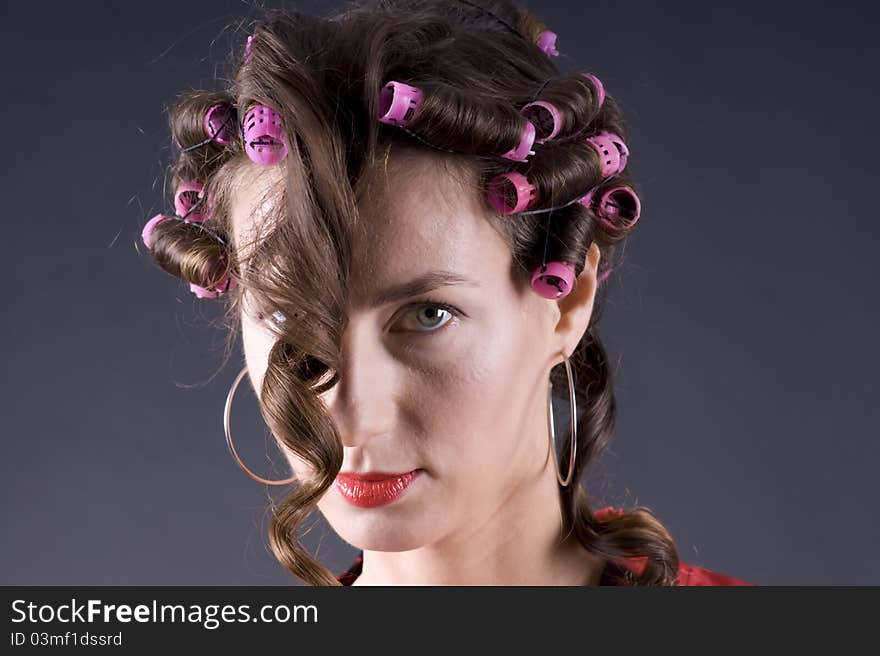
[141,213,170,250]
[244,34,254,62]
[578,189,596,209]
[377,81,425,127]
[531,261,576,299]
[602,130,629,172]
[596,186,641,232]
[585,130,628,178]
[174,181,206,223]
[535,30,559,57]
[190,272,238,299]
[521,101,562,144]
[577,188,595,210]
[190,283,219,299]
[204,103,234,146]
[580,72,606,110]
[243,104,288,166]
[502,120,536,162]
[487,171,538,215]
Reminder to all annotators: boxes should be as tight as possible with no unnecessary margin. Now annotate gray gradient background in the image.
[2,0,877,585]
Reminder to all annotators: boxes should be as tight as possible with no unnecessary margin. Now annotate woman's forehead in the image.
[228,164,286,255]
[230,151,510,294]
[349,185,500,304]
[357,161,513,306]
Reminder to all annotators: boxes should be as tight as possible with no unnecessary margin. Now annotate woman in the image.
[140,0,752,586]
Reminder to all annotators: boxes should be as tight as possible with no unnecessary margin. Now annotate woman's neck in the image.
[351,451,606,585]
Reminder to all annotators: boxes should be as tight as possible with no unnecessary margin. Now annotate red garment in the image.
[337,506,754,586]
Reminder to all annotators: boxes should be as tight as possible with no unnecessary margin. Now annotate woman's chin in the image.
[330,511,433,551]
[346,530,425,553]
[320,484,443,552]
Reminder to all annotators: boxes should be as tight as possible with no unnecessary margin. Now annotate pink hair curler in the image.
[585,130,628,178]
[595,186,641,232]
[531,261,576,299]
[580,73,606,110]
[487,171,538,215]
[244,34,254,62]
[536,30,559,57]
[174,181,206,222]
[602,130,629,172]
[521,101,562,144]
[377,81,425,127]
[243,104,288,165]
[190,273,237,299]
[204,103,234,146]
[190,283,219,299]
[577,187,596,210]
[141,213,170,250]
[502,120,536,162]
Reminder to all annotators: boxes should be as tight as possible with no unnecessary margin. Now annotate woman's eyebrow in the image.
[367,270,479,308]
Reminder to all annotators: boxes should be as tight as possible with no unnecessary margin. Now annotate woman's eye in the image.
[395,302,458,334]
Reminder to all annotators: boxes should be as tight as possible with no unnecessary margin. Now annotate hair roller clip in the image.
[535,30,559,57]
[521,101,562,144]
[487,171,538,215]
[580,73,606,111]
[585,130,628,178]
[531,261,576,299]
[595,186,641,232]
[174,181,206,223]
[377,81,425,127]
[243,104,288,166]
[204,103,235,146]
[141,213,170,250]
[502,120,536,162]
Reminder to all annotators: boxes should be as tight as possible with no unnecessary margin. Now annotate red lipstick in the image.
[334,469,421,508]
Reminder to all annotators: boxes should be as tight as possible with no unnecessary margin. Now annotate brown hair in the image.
[143,0,680,585]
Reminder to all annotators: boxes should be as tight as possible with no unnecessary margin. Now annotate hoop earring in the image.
[547,351,578,487]
[224,365,297,486]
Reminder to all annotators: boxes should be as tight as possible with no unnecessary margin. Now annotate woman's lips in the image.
[334,469,421,508]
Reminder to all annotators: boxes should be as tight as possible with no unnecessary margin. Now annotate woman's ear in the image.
[553,242,601,358]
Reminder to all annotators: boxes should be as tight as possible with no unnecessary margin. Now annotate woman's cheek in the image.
[241,313,318,481]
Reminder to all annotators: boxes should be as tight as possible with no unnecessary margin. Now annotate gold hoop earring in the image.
[547,351,577,487]
[224,365,296,486]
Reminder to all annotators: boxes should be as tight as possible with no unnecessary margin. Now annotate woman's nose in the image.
[321,323,394,449]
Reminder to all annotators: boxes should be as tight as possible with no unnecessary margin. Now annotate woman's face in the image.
[232,150,597,553]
